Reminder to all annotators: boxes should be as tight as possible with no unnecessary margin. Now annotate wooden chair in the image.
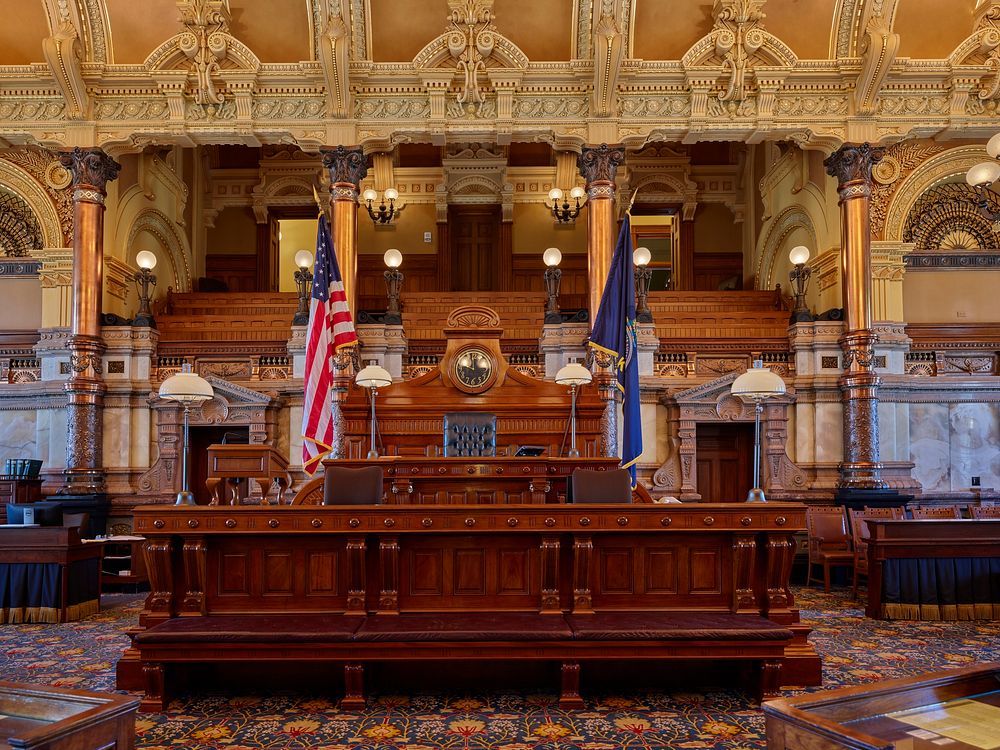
[806,507,854,592]
[862,506,905,519]
[323,465,385,505]
[971,505,1000,519]
[569,468,632,503]
[910,505,962,519]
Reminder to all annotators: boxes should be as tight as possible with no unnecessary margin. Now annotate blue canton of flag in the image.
[588,215,643,487]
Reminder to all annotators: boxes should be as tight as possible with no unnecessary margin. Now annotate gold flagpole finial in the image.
[312,185,326,217]
[626,188,639,215]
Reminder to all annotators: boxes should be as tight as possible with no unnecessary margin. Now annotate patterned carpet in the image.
[2,588,1000,749]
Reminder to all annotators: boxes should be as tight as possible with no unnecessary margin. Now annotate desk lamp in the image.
[555,362,593,458]
[731,360,785,502]
[159,364,214,504]
[356,364,393,459]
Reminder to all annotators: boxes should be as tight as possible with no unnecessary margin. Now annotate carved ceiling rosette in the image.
[58,147,121,193]
[321,146,368,188]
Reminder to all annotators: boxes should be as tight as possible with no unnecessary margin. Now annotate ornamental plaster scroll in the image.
[41,18,90,120]
[948,2,1000,107]
[124,208,193,293]
[310,0,369,63]
[832,0,900,59]
[854,13,899,116]
[755,205,818,290]
[42,0,111,64]
[868,140,948,239]
[317,7,352,118]
[681,0,797,110]
[592,0,628,118]
[882,146,992,242]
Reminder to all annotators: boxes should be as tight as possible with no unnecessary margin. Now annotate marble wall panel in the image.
[814,403,843,462]
[0,410,38,467]
[948,402,1000,491]
[909,402,955,493]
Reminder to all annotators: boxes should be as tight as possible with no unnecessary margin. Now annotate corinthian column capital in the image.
[58,147,121,194]
[823,143,885,194]
[321,145,368,191]
[578,143,625,187]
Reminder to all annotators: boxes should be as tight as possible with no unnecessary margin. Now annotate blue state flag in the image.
[588,215,643,486]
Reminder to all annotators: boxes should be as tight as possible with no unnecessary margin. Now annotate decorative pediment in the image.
[670,371,742,403]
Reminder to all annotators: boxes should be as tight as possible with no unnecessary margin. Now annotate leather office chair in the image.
[806,506,854,593]
[323,466,384,505]
[63,512,90,538]
[568,468,632,503]
[443,412,497,457]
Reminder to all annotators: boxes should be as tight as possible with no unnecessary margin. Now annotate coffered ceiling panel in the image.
[632,0,713,61]
[896,0,976,58]
[106,0,179,63]
[229,0,311,62]
[0,1,49,64]
[370,0,449,62]
[493,0,570,61]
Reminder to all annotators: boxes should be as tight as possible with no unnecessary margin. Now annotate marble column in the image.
[578,144,625,325]
[321,146,368,317]
[824,143,887,490]
[58,147,121,494]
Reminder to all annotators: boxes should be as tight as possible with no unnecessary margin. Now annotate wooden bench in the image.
[134,612,792,711]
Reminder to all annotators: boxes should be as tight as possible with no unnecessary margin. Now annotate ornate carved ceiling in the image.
[0,0,997,151]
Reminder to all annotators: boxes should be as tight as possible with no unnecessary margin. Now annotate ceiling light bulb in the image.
[384,188,399,201]
[362,188,378,202]
[548,188,564,202]
[966,161,1000,187]
[135,250,157,270]
[633,246,652,267]
[294,250,313,269]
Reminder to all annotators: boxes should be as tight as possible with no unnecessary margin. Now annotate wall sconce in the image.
[383,248,404,325]
[966,133,1000,223]
[548,186,586,223]
[731,360,786,503]
[133,250,158,328]
[555,361,593,458]
[788,245,814,324]
[362,187,399,225]
[543,247,562,324]
[158,363,214,505]
[356,363,393,459]
[633,246,653,324]
[292,249,314,326]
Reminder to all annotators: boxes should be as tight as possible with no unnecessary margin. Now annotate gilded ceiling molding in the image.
[318,9,352,118]
[573,0,594,59]
[831,0,899,59]
[125,208,193,293]
[592,0,627,118]
[853,12,899,116]
[42,19,90,120]
[947,1,1000,111]
[867,140,948,239]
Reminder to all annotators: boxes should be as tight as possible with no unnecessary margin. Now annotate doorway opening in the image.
[695,423,754,502]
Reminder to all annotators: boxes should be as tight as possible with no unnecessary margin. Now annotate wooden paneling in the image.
[692,252,744,291]
[510,253,588,312]
[357,254,439,313]
[696,424,754,503]
[205,254,258,293]
[450,206,503,291]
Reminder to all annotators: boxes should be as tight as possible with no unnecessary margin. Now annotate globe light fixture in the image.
[383,249,404,325]
[731,360,786,502]
[159,363,214,505]
[292,249,314,326]
[964,133,1000,225]
[549,185,587,223]
[363,187,399,225]
[788,245,814,324]
[133,250,158,328]
[633,246,653,323]
[356,364,393,459]
[555,361,593,458]
[543,247,563,324]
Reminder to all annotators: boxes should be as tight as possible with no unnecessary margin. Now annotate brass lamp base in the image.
[746,487,767,503]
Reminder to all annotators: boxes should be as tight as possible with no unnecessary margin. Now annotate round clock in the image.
[453,347,495,393]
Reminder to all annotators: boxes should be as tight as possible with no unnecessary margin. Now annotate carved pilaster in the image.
[572,535,594,613]
[378,535,399,613]
[143,539,175,623]
[824,143,887,490]
[540,535,561,613]
[321,146,367,318]
[733,533,757,614]
[181,537,207,615]
[345,535,366,614]
[765,533,795,616]
[579,144,625,324]
[58,147,121,495]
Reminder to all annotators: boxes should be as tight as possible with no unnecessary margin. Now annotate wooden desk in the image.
[321,456,623,504]
[116,503,821,691]
[0,527,103,623]
[0,478,42,522]
[765,663,1000,750]
[0,681,138,750]
[206,444,290,505]
[866,519,1000,620]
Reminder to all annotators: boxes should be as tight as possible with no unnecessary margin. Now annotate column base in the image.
[834,488,914,511]
[60,469,106,496]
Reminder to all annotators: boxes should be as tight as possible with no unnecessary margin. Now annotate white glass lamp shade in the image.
[355,364,392,389]
[966,161,1000,187]
[988,132,1000,159]
[569,186,586,200]
[555,362,593,386]
[383,187,399,201]
[788,245,811,265]
[731,360,786,400]
[159,364,214,404]
[362,188,379,202]
[543,247,562,267]
[384,248,403,268]
[633,246,652,267]
[135,250,157,270]
[294,250,313,269]
[548,187,564,202]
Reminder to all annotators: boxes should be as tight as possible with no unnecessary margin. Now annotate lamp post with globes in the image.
[633,246,653,323]
[356,364,393,459]
[383,248,404,325]
[362,187,399,225]
[543,247,562,323]
[730,360,786,503]
[548,186,587,223]
[292,249,314,326]
[158,364,214,504]
[133,250,158,328]
[788,245,814,323]
[555,361,593,458]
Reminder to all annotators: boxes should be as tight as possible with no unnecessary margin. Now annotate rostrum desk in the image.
[118,503,821,709]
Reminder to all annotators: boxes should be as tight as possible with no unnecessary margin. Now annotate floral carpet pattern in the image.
[2,588,1000,749]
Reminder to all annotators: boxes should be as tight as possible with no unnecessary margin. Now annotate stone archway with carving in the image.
[652,371,806,501]
[137,377,284,504]
[755,206,818,290]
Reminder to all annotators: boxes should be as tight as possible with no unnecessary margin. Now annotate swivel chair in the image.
[568,468,632,503]
[323,465,385,505]
[443,412,497,457]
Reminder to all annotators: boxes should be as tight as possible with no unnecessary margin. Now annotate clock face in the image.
[453,348,494,392]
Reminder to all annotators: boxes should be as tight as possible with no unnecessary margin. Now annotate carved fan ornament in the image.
[0,187,43,257]
[903,182,1000,251]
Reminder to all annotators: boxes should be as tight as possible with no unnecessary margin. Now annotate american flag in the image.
[301,214,357,474]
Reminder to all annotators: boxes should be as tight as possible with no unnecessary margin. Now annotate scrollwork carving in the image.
[321,145,367,187]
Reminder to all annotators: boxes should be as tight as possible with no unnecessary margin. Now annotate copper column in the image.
[58,148,121,494]
[578,144,625,325]
[321,146,368,317]
[824,143,887,490]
